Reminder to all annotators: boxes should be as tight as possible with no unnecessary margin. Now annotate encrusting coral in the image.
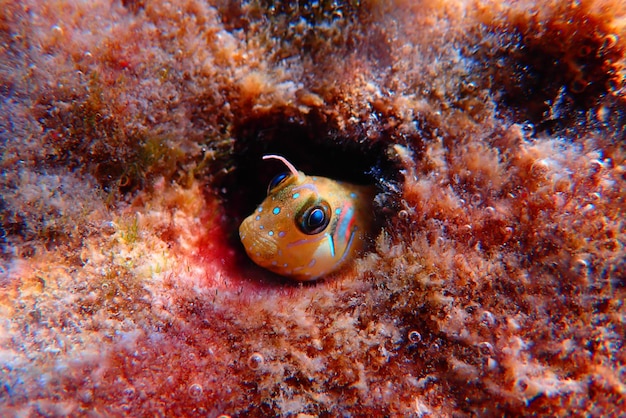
[0,0,624,416]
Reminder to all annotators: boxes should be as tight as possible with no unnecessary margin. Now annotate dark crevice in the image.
[221,109,400,233]
[470,5,626,136]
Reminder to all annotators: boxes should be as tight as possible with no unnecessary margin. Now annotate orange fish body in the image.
[239,155,373,281]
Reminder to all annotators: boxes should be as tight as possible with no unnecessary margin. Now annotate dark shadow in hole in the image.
[225,113,397,226]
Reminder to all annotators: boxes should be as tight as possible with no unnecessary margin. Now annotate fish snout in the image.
[239,217,279,264]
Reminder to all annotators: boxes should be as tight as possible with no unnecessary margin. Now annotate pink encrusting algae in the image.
[0,0,625,416]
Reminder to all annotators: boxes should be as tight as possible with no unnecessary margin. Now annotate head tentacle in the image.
[262,155,300,178]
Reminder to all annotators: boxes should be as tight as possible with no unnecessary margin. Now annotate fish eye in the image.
[296,200,331,235]
[267,172,289,195]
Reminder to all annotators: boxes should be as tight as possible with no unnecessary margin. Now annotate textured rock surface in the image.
[1,0,625,416]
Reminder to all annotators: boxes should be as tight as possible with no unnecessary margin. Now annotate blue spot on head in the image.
[350,192,357,199]
[273,207,281,215]
[278,231,286,238]
[255,215,260,221]
[268,231,274,236]
[259,225,264,230]
[257,207,263,212]
[292,193,300,199]
[335,208,341,215]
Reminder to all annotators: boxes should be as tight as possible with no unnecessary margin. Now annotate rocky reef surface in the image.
[1,0,625,416]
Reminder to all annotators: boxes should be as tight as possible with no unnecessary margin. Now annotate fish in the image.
[239,155,374,281]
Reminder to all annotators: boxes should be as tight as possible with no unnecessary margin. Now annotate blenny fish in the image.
[239,155,374,281]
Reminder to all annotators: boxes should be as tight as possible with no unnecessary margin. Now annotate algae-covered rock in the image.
[0,0,624,416]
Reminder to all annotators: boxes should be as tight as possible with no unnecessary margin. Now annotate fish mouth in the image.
[239,218,278,264]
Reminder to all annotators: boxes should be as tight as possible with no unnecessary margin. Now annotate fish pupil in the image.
[307,208,325,228]
[297,200,331,235]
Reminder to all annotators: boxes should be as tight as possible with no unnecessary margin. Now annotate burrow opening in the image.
[218,110,401,273]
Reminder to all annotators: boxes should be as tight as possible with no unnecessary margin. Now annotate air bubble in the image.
[247,352,264,370]
[573,257,590,279]
[188,383,203,398]
[478,341,494,356]
[521,122,535,138]
[470,193,482,207]
[589,159,605,172]
[574,258,589,268]
[602,34,618,50]
[408,330,422,344]
[480,311,496,328]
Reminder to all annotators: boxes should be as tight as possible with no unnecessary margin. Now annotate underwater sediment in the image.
[0,0,625,416]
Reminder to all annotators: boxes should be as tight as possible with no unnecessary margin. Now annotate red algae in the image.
[0,0,625,416]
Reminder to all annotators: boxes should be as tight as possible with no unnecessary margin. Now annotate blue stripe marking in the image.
[337,229,356,266]
[327,233,336,258]
[337,205,355,243]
